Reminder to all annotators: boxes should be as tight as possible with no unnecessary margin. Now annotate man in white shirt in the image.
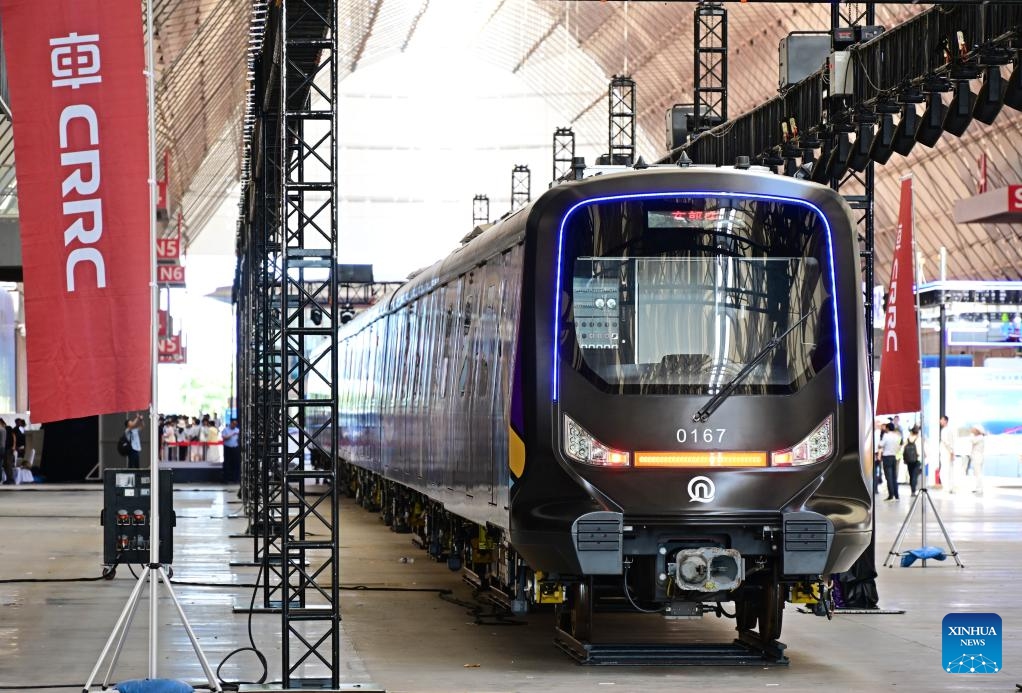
[880,423,903,500]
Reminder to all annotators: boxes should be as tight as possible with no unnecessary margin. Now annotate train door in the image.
[379,313,397,476]
[422,291,442,486]
[444,279,464,492]
[399,305,417,482]
[458,278,479,496]
[414,294,436,482]
[487,265,506,508]
[496,244,523,511]
[369,322,382,470]
[473,272,498,503]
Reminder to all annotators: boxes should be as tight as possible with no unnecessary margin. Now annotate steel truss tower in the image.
[693,2,727,134]
[235,0,340,686]
[511,165,531,212]
[608,76,636,166]
[472,194,490,227]
[553,127,576,182]
[278,0,340,685]
[829,3,877,374]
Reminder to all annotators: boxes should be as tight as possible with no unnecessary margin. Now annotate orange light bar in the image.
[634,451,768,468]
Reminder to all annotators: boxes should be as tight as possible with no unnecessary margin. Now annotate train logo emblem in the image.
[687,476,715,503]
[942,613,1001,674]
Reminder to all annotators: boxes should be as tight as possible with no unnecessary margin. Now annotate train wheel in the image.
[734,592,757,632]
[757,582,785,641]
[562,579,593,642]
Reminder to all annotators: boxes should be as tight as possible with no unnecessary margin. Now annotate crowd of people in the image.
[157,413,229,464]
[875,414,987,501]
[155,413,240,482]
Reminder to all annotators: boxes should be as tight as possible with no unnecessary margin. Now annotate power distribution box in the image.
[101,468,175,566]
[778,33,831,90]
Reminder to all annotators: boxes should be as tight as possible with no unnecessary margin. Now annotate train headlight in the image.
[771,415,833,467]
[563,414,630,467]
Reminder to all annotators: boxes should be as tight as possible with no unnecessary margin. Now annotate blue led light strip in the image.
[553,190,843,403]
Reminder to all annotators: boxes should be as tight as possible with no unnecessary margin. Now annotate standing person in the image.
[3,419,18,484]
[198,416,211,461]
[970,425,987,497]
[177,417,188,461]
[125,414,143,469]
[221,418,240,483]
[0,418,9,484]
[939,415,957,494]
[13,419,26,463]
[204,418,221,463]
[187,417,202,461]
[161,418,177,462]
[903,425,922,497]
[880,422,902,501]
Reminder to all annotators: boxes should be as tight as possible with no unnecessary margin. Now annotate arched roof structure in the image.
[5,1,1012,281]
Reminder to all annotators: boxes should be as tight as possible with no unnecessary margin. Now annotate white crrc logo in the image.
[688,476,715,503]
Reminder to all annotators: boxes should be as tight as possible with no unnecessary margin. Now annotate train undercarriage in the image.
[339,461,832,665]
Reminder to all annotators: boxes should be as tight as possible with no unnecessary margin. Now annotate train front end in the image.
[512,167,873,637]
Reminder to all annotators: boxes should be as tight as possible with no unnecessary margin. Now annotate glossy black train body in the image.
[329,165,874,643]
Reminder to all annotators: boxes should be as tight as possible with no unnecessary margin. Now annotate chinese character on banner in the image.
[50,33,102,89]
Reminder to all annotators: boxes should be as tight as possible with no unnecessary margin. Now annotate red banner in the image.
[158,334,185,364]
[1,0,151,422]
[876,176,921,416]
[156,233,180,263]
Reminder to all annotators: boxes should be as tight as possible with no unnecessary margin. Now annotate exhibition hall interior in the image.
[1,1,1021,692]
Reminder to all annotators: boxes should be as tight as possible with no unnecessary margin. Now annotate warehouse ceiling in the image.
[2,1,1019,281]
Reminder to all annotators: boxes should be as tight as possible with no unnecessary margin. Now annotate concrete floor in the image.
[1,479,1020,692]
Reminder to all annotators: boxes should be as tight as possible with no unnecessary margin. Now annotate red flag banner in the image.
[1,0,151,422]
[876,176,921,416]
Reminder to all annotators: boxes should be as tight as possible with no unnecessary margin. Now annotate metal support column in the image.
[553,126,575,182]
[511,165,531,212]
[472,194,490,227]
[278,0,340,685]
[693,2,727,134]
[830,1,881,611]
[608,75,636,165]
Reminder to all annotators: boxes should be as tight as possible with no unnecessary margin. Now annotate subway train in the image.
[329,164,873,653]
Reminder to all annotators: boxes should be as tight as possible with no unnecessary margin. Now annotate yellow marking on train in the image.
[634,451,768,468]
[509,427,526,479]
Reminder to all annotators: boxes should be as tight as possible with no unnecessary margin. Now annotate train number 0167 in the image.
[676,428,726,444]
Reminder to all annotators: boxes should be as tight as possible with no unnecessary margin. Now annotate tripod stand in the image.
[82,563,221,691]
[883,479,964,569]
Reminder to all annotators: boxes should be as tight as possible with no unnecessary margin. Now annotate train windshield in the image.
[563,195,837,395]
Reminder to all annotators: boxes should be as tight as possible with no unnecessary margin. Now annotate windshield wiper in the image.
[692,310,814,423]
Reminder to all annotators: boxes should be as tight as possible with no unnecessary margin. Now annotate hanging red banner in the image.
[876,176,921,416]
[157,264,186,286]
[158,334,185,364]
[0,0,150,422]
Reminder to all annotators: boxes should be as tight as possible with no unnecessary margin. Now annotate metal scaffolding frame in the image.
[472,194,490,227]
[278,0,340,685]
[608,75,636,165]
[553,126,576,182]
[234,0,340,686]
[511,165,531,212]
[693,2,727,134]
